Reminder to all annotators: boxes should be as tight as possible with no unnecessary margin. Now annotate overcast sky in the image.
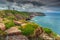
[0,0,60,13]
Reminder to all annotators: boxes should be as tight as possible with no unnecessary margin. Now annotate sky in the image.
[0,0,60,13]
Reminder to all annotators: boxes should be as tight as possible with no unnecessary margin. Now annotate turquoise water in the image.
[32,13,60,35]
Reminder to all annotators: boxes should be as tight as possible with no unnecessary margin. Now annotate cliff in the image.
[0,20,58,40]
[0,10,45,20]
[0,10,59,40]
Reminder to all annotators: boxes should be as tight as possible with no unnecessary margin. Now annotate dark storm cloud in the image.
[0,0,60,6]
[0,0,60,11]
[0,0,6,4]
[7,0,14,2]
[38,0,60,7]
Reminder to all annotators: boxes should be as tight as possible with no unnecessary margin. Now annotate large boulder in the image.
[5,26,21,34]
[5,26,29,40]
[5,35,29,40]
[0,23,6,31]
[14,20,22,25]
[14,20,27,26]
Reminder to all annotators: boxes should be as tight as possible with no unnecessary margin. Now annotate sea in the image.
[31,13,60,35]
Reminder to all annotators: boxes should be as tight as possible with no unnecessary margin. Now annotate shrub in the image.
[5,20,15,29]
[19,23,39,36]
[52,32,57,37]
[43,28,52,34]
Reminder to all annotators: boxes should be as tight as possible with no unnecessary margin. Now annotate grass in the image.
[4,10,30,18]
[19,23,39,36]
[43,28,52,34]
[0,10,31,20]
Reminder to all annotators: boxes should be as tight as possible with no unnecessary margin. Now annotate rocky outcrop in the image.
[5,26,21,34]
[4,26,29,40]
[35,27,54,40]
[0,10,58,40]
[14,20,23,25]
[39,33,54,40]
[5,27,29,40]
[0,10,45,21]
[28,27,54,40]
[34,27,44,37]
[29,12,45,19]
[5,35,29,40]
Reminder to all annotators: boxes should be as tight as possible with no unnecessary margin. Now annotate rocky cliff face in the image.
[0,10,59,40]
[0,10,45,20]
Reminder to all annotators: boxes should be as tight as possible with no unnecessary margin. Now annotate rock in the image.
[5,35,29,40]
[39,33,54,40]
[21,23,27,26]
[27,27,44,40]
[5,26,29,40]
[0,23,6,31]
[14,20,22,25]
[5,26,21,34]
[14,14,26,20]
[30,27,54,40]
[34,27,44,37]
[14,20,27,26]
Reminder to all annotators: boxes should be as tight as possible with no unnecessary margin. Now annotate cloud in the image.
[0,0,60,12]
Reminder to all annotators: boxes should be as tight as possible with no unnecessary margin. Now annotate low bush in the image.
[19,23,39,36]
[43,28,52,34]
[5,20,15,29]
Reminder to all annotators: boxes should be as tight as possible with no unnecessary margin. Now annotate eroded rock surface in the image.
[5,26,29,40]
[40,33,54,40]
[5,27,21,34]
[5,35,29,40]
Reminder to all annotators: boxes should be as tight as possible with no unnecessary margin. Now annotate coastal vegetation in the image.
[0,10,59,40]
